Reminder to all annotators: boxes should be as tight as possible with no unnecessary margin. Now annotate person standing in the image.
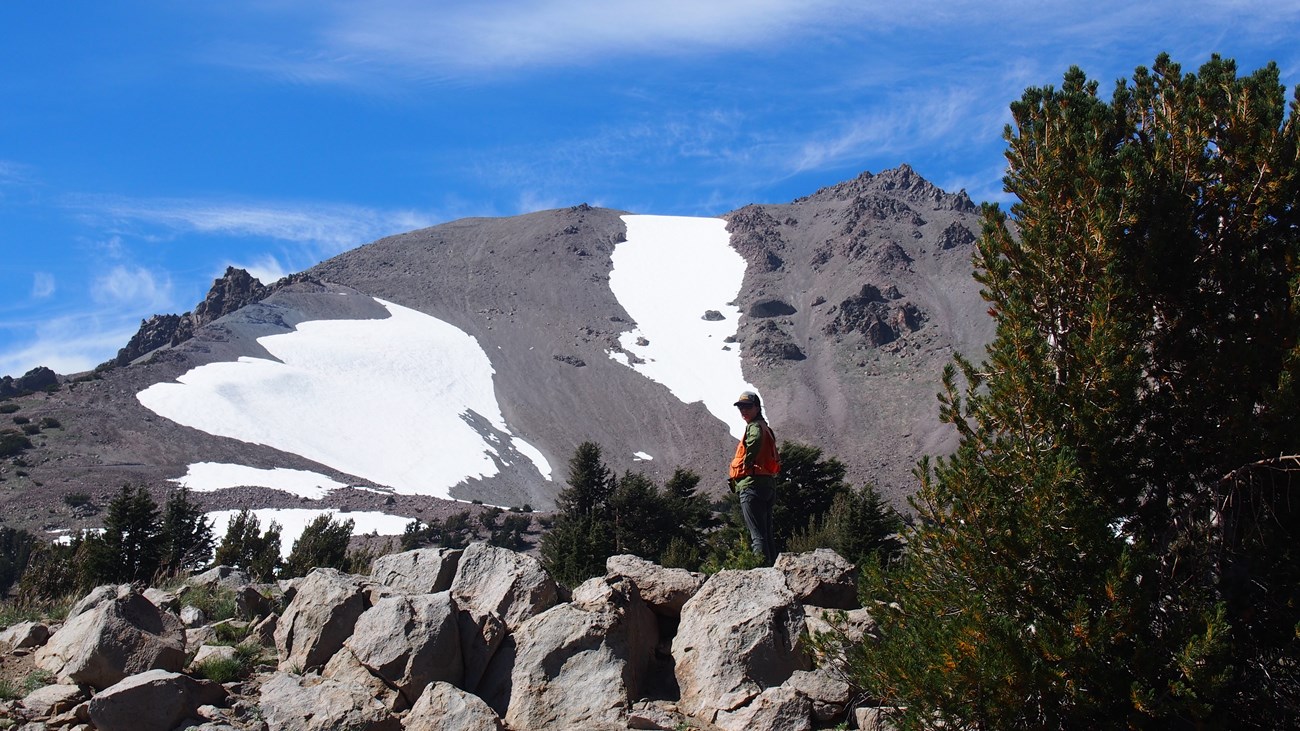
[729,390,781,565]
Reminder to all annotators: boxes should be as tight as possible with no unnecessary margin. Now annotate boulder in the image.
[190,644,238,666]
[803,606,877,668]
[180,605,207,627]
[19,683,84,717]
[235,585,273,619]
[504,576,656,730]
[259,671,400,731]
[0,620,50,649]
[187,565,253,590]
[250,612,278,646]
[785,669,853,723]
[405,681,505,731]
[66,584,125,619]
[672,568,812,721]
[775,549,859,609]
[323,646,406,712]
[371,547,462,595]
[142,588,180,613]
[456,603,507,694]
[450,542,557,632]
[87,669,226,731]
[344,592,463,704]
[274,568,371,672]
[34,586,187,689]
[605,554,705,616]
[713,685,812,731]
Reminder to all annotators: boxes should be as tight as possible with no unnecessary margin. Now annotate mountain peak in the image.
[796,164,975,211]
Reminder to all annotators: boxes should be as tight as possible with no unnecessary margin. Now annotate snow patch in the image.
[170,462,350,499]
[608,215,756,438]
[137,298,552,500]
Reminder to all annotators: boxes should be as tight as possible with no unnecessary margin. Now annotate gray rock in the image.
[258,671,400,731]
[371,547,462,595]
[713,685,812,731]
[190,644,238,666]
[66,584,125,619]
[187,566,253,590]
[344,592,463,704]
[504,576,656,730]
[450,543,557,632]
[672,568,812,721]
[605,554,704,617]
[405,681,504,731]
[775,548,859,609]
[0,621,50,649]
[274,568,371,672]
[19,683,84,717]
[180,605,207,628]
[785,668,852,722]
[322,646,406,712]
[87,669,226,731]
[34,586,187,689]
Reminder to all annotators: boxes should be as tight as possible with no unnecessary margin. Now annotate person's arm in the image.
[743,421,763,472]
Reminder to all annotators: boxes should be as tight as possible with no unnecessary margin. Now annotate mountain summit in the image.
[0,167,992,541]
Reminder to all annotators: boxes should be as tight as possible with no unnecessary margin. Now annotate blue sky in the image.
[2,1,1298,379]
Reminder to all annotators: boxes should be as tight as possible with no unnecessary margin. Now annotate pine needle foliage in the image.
[854,54,1300,730]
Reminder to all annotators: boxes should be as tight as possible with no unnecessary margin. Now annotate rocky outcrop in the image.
[4,544,881,730]
[34,585,187,689]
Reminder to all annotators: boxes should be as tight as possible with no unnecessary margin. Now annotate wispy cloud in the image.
[31,273,55,299]
[91,266,174,311]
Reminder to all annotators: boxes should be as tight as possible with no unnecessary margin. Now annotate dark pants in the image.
[739,479,777,565]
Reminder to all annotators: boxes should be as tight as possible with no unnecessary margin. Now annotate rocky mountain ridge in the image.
[0,166,994,539]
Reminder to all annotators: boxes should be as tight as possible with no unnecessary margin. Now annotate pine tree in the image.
[854,54,1300,729]
[283,513,354,578]
[540,442,616,586]
[82,485,162,585]
[214,509,282,581]
[158,487,215,576]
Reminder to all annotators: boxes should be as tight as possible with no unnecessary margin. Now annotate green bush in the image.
[0,403,18,414]
[62,493,92,509]
[283,513,355,578]
[10,416,29,425]
[38,417,61,429]
[182,585,238,623]
[0,430,31,458]
[192,643,261,683]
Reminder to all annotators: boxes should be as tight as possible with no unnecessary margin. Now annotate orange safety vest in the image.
[729,419,780,479]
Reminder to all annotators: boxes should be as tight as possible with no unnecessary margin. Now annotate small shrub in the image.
[213,620,252,645]
[182,585,238,622]
[20,424,39,436]
[38,417,61,429]
[11,416,29,425]
[0,403,18,414]
[0,430,31,458]
[62,493,92,509]
[193,656,244,683]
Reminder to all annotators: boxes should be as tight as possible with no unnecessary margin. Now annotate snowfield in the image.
[609,215,757,439]
[137,216,755,547]
[137,297,552,500]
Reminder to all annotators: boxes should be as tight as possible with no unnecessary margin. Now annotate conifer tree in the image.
[214,509,282,581]
[283,513,354,578]
[158,487,215,575]
[854,54,1300,729]
[82,484,162,585]
[540,442,616,586]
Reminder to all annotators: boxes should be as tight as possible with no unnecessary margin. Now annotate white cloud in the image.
[91,197,432,252]
[228,254,293,286]
[31,273,55,299]
[91,266,174,310]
